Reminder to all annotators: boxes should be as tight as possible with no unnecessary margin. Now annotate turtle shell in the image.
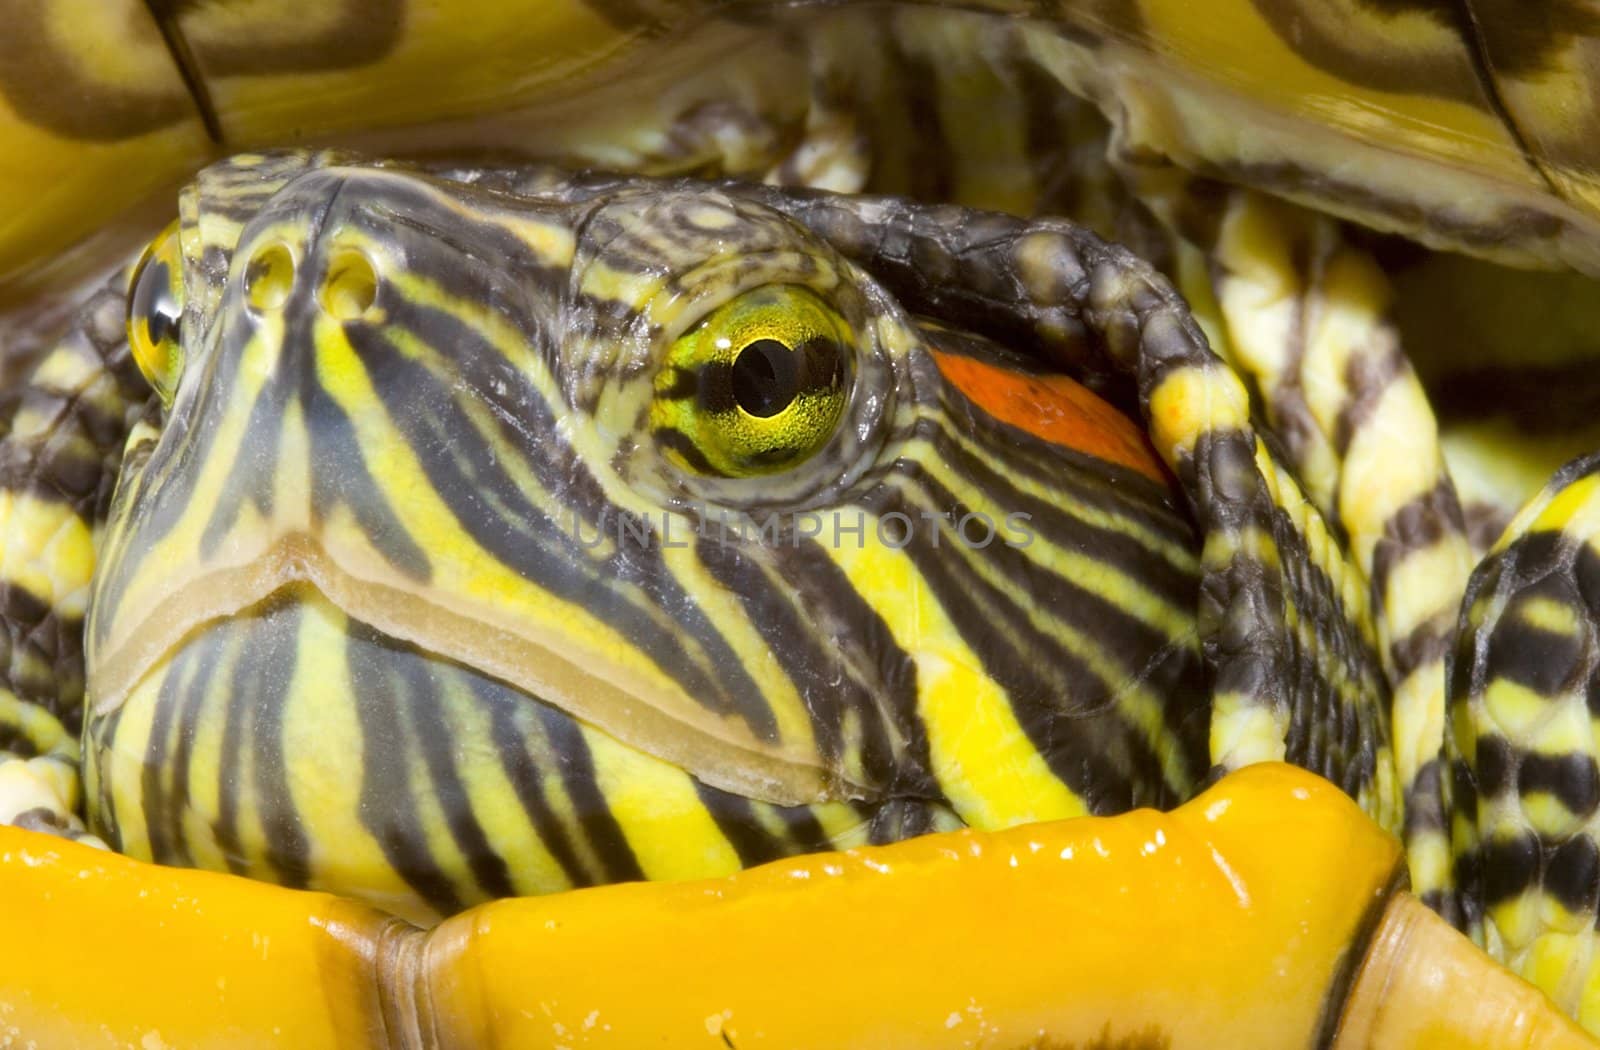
[4,0,1600,309]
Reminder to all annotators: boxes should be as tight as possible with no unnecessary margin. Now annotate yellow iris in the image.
[653,286,852,477]
[126,220,185,405]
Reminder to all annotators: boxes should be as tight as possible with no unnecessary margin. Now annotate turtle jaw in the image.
[84,529,841,813]
[82,575,858,925]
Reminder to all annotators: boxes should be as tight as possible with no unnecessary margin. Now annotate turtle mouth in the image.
[86,532,836,809]
[89,578,719,924]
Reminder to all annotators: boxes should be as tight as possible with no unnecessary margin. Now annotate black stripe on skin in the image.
[767,536,939,797]
[241,598,313,888]
[1547,834,1600,920]
[1483,616,1587,701]
[1473,828,1600,921]
[891,451,1201,697]
[1451,758,1486,928]
[1476,734,1600,823]
[656,365,699,402]
[692,532,935,797]
[691,536,845,770]
[873,457,1210,786]
[85,702,127,853]
[139,636,219,871]
[1363,480,1468,619]
[0,582,85,722]
[1331,340,1407,458]
[195,362,286,550]
[159,640,214,869]
[922,422,1198,616]
[1467,530,1590,696]
[297,353,432,580]
[346,617,465,916]
[691,779,794,868]
[773,798,837,853]
[1402,756,1452,867]
[534,707,647,884]
[190,274,432,580]
[0,727,37,758]
[864,483,1174,814]
[864,796,961,846]
[1404,757,1449,829]
[358,193,573,313]
[1388,607,1461,681]
[653,426,725,476]
[475,675,595,890]
[381,637,517,903]
[1479,831,1540,907]
[346,315,780,742]
[208,598,289,877]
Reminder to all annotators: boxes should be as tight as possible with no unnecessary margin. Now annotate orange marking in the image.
[932,350,1169,485]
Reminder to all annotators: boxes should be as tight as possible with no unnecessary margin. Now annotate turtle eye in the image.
[127,220,185,405]
[653,286,851,477]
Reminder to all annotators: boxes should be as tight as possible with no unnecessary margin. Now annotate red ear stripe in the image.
[931,349,1170,485]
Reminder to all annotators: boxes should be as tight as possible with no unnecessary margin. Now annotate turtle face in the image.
[84,155,1205,920]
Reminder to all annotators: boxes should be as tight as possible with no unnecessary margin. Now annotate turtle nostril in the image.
[244,243,295,313]
[321,249,378,321]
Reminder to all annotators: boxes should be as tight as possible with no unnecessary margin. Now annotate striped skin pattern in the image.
[78,155,1225,921]
[1451,453,1600,1028]
[756,184,1400,818]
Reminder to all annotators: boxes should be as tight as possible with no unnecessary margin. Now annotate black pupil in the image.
[131,257,181,349]
[731,337,840,418]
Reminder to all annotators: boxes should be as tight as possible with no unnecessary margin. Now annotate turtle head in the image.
[87,154,1204,917]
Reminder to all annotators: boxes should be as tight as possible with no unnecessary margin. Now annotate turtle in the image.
[5,0,1600,1043]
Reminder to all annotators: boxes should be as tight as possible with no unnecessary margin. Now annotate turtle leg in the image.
[1146,180,1477,926]
[8,761,1582,1049]
[0,267,148,842]
[1449,450,1600,1030]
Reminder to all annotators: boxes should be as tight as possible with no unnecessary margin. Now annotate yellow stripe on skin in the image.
[92,261,286,668]
[581,725,745,881]
[1485,679,1562,745]
[898,445,1199,794]
[827,519,1088,828]
[1145,363,1250,465]
[0,490,96,620]
[1209,694,1288,770]
[278,590,467,914]
[0,689,75,759]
